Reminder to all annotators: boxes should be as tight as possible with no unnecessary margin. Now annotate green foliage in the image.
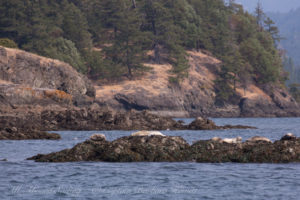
[214,77,236,106]
[289,83,300,102]
[0,0,285,87]
[0,38,17,48]
[83,50,125,80]
[42,38,86,73]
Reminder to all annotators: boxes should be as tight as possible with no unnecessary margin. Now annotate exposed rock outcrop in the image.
[187,117,255,130]
[0,46,95,98]
[28,135,189,162]
[96,51,300,117]
[0,46,96,139]
[29,135,300,163]
[0,127,60,140]
[0,107,255,138]
[191,137,300,163]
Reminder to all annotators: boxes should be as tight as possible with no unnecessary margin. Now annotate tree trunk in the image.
[154,42,160,64]
[126,39,132,79]
[196,40,200,52]
[151,19,160,64]
[131,0,137,8]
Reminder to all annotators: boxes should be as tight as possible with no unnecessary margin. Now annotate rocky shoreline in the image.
[28,133,300,163]
[0,106,255,140]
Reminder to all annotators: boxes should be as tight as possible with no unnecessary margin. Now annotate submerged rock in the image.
[29,134,300,163]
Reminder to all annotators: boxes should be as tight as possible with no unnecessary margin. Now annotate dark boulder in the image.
[187,117,218,130]
[187,117,256,130]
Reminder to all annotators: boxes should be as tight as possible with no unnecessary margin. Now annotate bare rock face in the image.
[96,51,300,117]
[239,85,300,117]
[0,84,73,106]
[0,46,95,98]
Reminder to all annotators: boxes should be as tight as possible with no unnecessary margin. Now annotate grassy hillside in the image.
[0,0,285,103]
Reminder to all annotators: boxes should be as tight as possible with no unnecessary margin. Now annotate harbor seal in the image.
[246,136,272,143]
[90,134,106,141]
[211,137,222,142]
[281,133,297,141]
[222,137,242,144]
[131,131,165,137]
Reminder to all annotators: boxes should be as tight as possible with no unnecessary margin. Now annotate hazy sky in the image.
[236,0,300,13]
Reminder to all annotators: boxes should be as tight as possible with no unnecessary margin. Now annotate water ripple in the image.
[1,118,300,199]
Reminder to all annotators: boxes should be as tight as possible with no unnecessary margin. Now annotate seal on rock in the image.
[222,137,242,144]
[90,134,106,141]
[131,131,165,137]
[281,133,297,141]
[211,137,222,142]
[246,136,272,143]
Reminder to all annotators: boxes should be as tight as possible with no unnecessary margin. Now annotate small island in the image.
[28,132,300,163]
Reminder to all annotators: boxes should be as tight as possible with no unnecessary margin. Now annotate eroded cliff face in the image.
[0,46,95,107]
[95,51,300,117]
[0,46,298,118]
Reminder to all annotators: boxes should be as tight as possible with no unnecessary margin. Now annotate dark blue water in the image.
[1,118,300,200]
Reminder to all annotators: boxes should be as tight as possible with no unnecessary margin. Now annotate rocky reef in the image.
[0,128,60,140]
[28,133,300,163]
[0,106,255,140]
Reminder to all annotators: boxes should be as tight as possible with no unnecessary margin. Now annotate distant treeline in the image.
[0,0,285,102]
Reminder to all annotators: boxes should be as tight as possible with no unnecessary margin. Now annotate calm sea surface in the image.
[0,118,300,200]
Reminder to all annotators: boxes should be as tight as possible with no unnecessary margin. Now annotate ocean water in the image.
[0,118,300,200]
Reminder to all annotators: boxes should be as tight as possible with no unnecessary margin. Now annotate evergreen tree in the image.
[255,1,265,30]
[264,17,281,44]
[103,0,149,78]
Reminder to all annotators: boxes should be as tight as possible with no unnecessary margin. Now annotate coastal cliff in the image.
[0,46,95,107]
[0,46,95,139]
[0,45,299,120]
[96,51,300,117]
